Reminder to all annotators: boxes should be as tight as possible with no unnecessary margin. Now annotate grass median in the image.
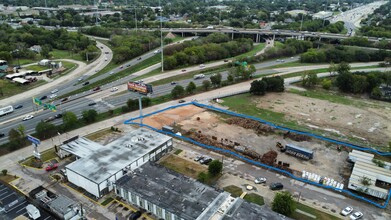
[59,55,161,98]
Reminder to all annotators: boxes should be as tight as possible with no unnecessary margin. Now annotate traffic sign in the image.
[27,135,41,145]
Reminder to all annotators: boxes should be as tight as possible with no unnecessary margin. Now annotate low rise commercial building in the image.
[115,162,287,220]
[61,128,173,198]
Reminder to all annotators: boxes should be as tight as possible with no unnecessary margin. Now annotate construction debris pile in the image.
[184,129,292,174]
[283,131,311,142]
[226,117,274,135]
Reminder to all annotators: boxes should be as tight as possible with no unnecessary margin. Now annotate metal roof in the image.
[60,137,103,158]
[66,128,172,184]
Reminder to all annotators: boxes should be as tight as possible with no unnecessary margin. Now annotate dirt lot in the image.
[254,92,391,147]
[143,105,350,182]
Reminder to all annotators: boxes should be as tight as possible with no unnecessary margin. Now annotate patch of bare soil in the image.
[255,93,391,147]
[143,105,205,129]
[179,111,349,181]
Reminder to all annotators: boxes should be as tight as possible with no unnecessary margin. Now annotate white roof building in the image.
[348,150,391,199]
[313,11,333,19]
[63,128,173,198]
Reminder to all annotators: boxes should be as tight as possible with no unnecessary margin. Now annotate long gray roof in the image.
[65,128,171,184]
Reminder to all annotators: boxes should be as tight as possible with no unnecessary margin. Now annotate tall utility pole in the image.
[134,7,137,31]
[300,4,305,31]
[159,1,164,72]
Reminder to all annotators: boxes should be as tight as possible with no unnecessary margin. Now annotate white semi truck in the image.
[0,105,13,116]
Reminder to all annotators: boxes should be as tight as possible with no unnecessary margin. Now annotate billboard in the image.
[127,81,153,94]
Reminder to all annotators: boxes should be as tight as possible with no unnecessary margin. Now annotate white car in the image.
[109,71,114,75]
[254,177,267,184]
[349,211,363,220]
[51,89,58,94]
[49,94,57,99]
[110,87,118,92]
[341,207,353,216]
[23,115,34,121]
[199,64,205,68]
[154,50,160,54]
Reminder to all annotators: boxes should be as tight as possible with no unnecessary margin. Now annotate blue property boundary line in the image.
[124,102,391,208]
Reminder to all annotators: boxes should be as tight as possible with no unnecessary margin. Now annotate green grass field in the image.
[292,202,341,220]
[51,49,86,62]
[235,43,266,59]
[0,80,46,100]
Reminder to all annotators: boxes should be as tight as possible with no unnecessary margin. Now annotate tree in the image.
[262,76,284,92]
[202,80,211,91]
[40,44,51,58]
[35,121,57,139]
[198,172,207,183]
[336,72,353,92]
[1,169,7,176]
[186,81,197,94]
[8,128,21,143]
[321,79,332,90]
[210,73,222,87]
[62,111,79,130]
[171,85,185,98]
[301,73,318,88]
[337,62,351,75]
[127,99,138,110]
[351,75,368,94]
[250,80,267,95]
[82,109,98,123]
[328,61,337,76]
[272,191,296,216]
[208,160,223,177]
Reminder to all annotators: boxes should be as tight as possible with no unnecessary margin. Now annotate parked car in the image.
[349,211,363,220]
[200,157,212,165]
[194,155,204,162]
[0,133,5,138]
[14,105,23,109]
[254,177,267,184]
[54,113,63,118]
[269,182,283,190]
[341,207,353,216]
[45,163,58,171]
[60,169,67,176]
[92,86,100,91]
[83,81,90,86]
[40,95,47,100]
[178,100,186,103]
[23,115,34,121]
[88,102,97,106]
[51,89,58,94]
[129,211,141,220]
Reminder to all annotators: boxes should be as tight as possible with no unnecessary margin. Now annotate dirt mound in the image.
[226,117,274,134]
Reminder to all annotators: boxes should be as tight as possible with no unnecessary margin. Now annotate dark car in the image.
[137,57,142,61]
[129,211,141,220]
[105,51,109,54]
[170,81,177,85]
[14,105,23,109]
[83,81,90,86]
[40,95,47,100]
[178,100,186,103]
[269,182,284,191]
[61,97,69,102]
[54,113,63,118]
[0,133,5,138]
[88,102,97,106]
[92,86,100,91]
[200,157,212,165]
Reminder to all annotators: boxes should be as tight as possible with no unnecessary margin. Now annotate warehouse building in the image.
[62,128,173,198]
[115,162,287,220]
[348,150,391,199]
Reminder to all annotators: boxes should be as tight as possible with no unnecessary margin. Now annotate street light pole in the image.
[134,7,137,32]
[159,1,164,72]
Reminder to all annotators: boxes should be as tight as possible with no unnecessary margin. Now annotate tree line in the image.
[107,31,161,64]
[300,45,391,63]
[300,62,391,101]
[0,24,97,62]
[163,33,253,70]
